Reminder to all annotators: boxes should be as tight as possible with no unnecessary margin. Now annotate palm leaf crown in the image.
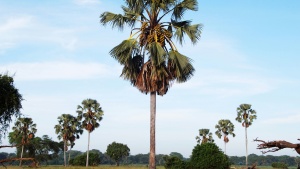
[100,0,202,96]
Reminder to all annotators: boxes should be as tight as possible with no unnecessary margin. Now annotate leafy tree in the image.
[106,141,130,166]
[215,119,235,154]
[235,104,257,168]
[0,74,23,142]
[190,142,231,169]
[169,152,183,160]
[54,114,82,166]
[23,135,63,165]
[77,98,103,167]
[10,117,37,166]
[163,155,187,169]
[100,0,201,168]
[70,152,100,166]
[195,129,214,145]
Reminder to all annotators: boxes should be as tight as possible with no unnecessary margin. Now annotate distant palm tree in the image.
[54,114,82,166]
[77,98,103,167]
[235,104,257,168]
[195,128,214,145]
[215,119,235,154]
[11,117,37,166]
[100,1,201,168]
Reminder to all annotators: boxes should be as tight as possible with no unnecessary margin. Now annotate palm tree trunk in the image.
[149,92,156,169]
[68,147,71,166]
[86,131,90,167]
[245,125,248,168]
[224,142,226,155]
[64,140,67,166]
[19,145,24,166]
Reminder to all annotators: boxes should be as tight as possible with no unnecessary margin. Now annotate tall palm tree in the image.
[235,104,257,168]
[11,117,37,166]
[100,1,201,168]
[76,98,103,167]
[54,114,82,166]
[195,128,214,145]
[215,119,235,155]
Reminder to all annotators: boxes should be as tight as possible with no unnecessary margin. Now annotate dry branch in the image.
[254,138,300,155]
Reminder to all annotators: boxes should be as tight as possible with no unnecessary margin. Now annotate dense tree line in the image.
[1,149,299,167]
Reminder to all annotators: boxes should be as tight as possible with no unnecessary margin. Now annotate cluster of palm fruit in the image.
[139,22,172,47]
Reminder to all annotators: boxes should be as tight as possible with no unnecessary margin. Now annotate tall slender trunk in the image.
[19,145,24,166]
[68,147,71,166]
[86,131,90,167]
[64,140,67,166]
[245,124,248,168]
[224,142,227,155]
[149,92,156,169]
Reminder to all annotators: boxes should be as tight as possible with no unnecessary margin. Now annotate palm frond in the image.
[168,50,194,83]
[100,12,130,30]
[172,19,202,45]
[109,39,140,65]
[148,42,167,66]
[172,0,198,20]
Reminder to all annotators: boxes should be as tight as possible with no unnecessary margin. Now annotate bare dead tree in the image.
[254,138,300,154]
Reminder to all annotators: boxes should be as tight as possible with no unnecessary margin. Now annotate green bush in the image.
[69,152,100,166]
[189,142,231,169]
[163,155,188,169]
[271,162,288,169]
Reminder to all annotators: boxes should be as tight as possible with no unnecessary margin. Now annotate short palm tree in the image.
[195,128,214,145]
[235,104,257,168]
[76,98,103,167]
[54,114,82,166]
[100,1,201,168]
[11,117,37,166]
[215,119,235,155]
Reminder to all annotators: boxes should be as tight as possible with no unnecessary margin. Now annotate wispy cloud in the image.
[0,61,117,81]
[0,16,33,33]
[174,69,277,97]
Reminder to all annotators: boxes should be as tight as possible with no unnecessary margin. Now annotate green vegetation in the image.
[9,117,37,166]
[195,129,214,145]
[0,74,23,142]
[106,142,130,166]
[100,0,202,168]
[235,104,257,167]
[215,119,235,155]
[190,142,231,169]
[76,98,104,167]
[271,162,288,169]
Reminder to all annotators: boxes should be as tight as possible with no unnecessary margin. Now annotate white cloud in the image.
[0,61,117,81]
[0,16,33,33]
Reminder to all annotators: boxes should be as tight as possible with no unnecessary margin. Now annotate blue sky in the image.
[1,0,300,158]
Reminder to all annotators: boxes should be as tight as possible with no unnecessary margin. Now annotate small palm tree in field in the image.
[11,117,37,166]
[54,114,82,166]
[195,128,214,145]
[235,104,257,168]
[100,1,201,168]
[77,98,103,167]
[215,119,235,155]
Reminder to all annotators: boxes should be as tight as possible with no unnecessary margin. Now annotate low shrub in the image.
[271,162,288,169]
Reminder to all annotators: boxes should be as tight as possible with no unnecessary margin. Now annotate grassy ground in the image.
[2,165,298,169]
